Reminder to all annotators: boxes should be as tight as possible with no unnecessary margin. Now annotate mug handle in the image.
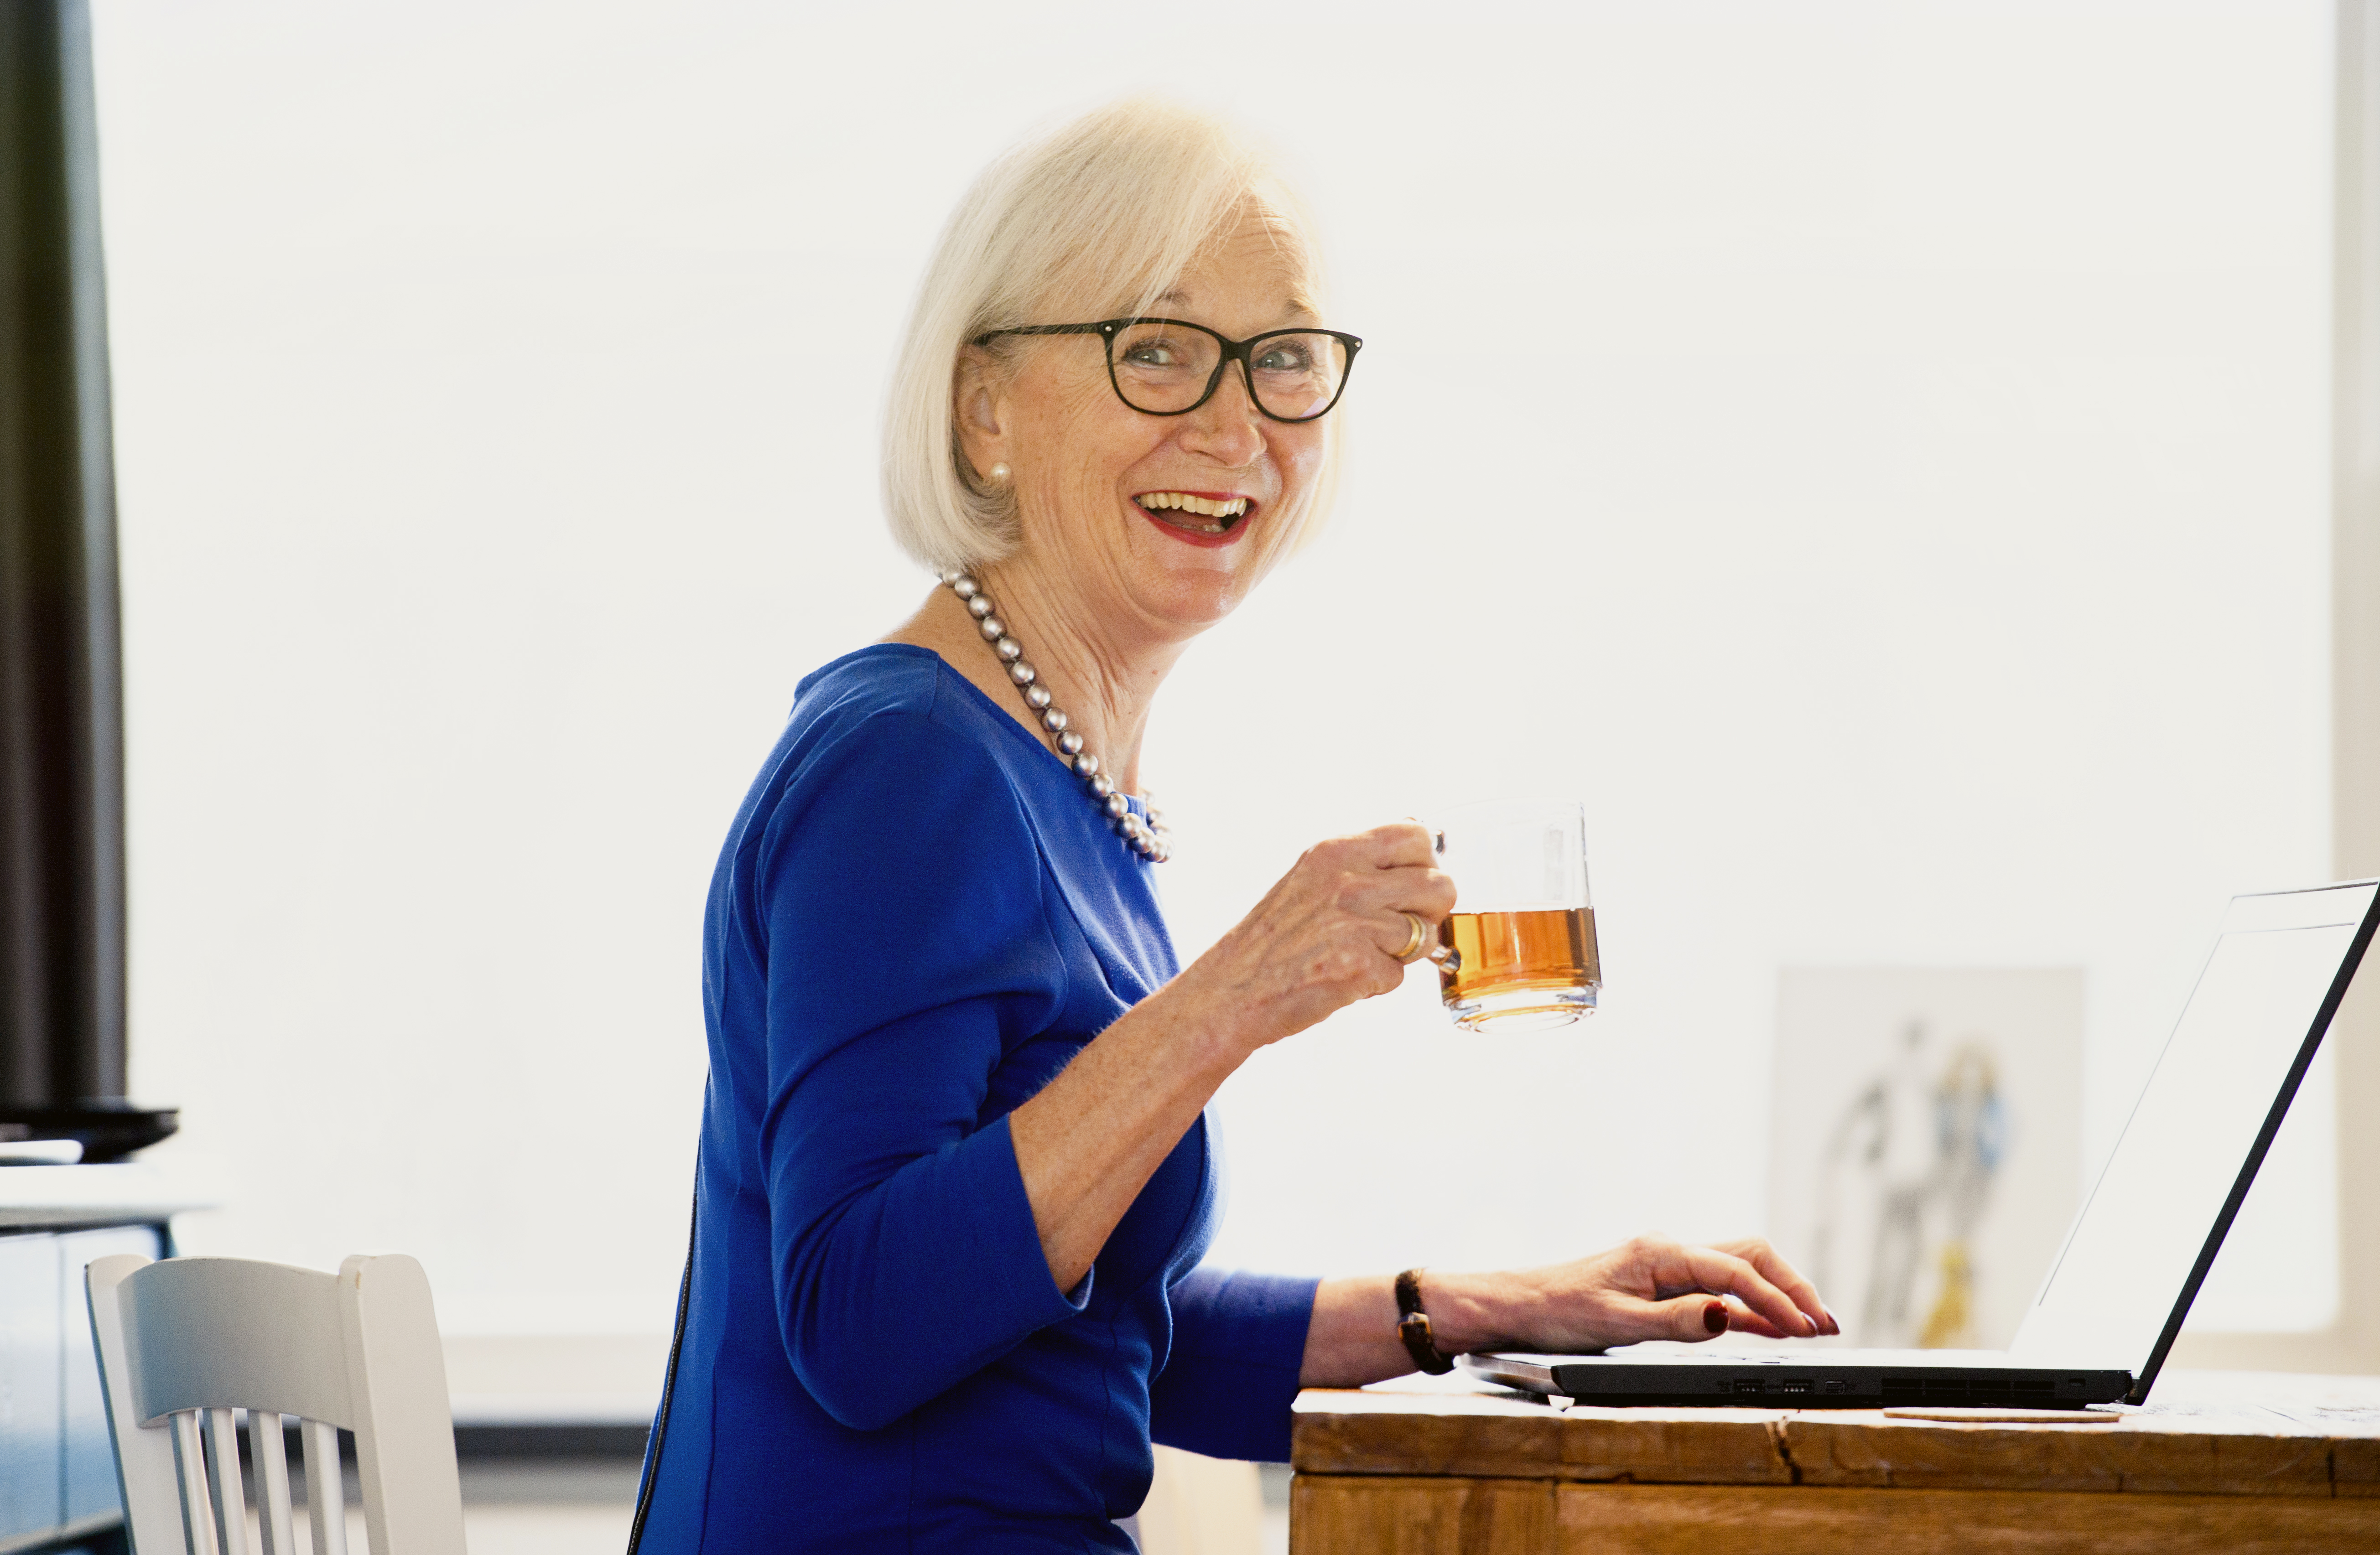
[1427,828,1460,970]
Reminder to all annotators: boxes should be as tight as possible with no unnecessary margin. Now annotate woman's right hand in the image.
[1176,821,1458,1053]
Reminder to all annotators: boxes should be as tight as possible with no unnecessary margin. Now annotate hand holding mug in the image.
[1186,821,1457,1051]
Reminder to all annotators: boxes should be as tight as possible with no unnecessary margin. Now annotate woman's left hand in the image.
[1494,1235,1839,1349]
[1299,1236,1837,1385]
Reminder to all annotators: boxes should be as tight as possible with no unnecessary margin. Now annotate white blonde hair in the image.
[881,98,1340,573]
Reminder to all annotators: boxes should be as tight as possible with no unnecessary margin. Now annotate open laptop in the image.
[1463,880,2380,1410]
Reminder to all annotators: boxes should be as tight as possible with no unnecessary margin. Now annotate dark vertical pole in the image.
[0,0,164,1154]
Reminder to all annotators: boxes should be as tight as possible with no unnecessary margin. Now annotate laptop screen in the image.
[2008,882,2378,1378]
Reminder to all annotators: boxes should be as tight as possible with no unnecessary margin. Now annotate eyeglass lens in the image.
[1108,322,1350,420]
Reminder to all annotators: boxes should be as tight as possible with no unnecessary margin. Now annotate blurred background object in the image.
[1768,968,2086,1351]
[0,0,176,1157]
[1126,1449,1270,1555]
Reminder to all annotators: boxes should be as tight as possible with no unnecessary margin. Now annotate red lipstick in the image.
[1132,492,1258,550]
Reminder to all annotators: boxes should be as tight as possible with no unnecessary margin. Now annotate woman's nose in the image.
[1178,365,1266,465]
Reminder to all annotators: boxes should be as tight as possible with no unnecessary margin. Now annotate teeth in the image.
[1136,492,1250,520]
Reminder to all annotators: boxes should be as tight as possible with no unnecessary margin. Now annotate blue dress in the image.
[634,644,1320,1553]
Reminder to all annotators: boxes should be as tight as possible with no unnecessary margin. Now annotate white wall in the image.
[90,0,2334,1355]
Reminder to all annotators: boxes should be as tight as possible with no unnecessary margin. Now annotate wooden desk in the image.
[1289,1370,2380,1553]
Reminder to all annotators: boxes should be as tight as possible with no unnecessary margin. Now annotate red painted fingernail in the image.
[1704,1301,1726,1334]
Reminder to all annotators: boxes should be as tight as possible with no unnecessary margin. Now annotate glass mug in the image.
[1432,799,1601,1033]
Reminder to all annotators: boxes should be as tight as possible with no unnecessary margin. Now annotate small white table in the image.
[0,1162,211,1554]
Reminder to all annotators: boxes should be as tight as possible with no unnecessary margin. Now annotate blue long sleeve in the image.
[1151,1266,1320,1462]
[755,706,1088,1429]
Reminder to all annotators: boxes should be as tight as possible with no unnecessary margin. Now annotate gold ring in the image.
[1394,911,1431,964]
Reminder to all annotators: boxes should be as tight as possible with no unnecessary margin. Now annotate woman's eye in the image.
[1255,345,1313,373]
[1123,341,1183,368]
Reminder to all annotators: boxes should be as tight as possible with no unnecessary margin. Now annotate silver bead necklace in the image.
[941,571,1172,862]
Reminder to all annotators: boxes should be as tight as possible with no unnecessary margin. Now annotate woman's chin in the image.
[1133,563,1254,633]
[1117,508,1284,632]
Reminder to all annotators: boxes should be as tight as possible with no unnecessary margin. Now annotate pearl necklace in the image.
[942,571,1172,862]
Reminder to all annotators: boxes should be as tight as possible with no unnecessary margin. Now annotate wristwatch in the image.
[1394,1267,1455,1375]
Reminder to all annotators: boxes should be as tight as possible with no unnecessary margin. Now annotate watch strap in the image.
[1394,1267,1455,1375]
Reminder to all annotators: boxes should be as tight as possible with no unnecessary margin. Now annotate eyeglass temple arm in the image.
[970,323,1111,346]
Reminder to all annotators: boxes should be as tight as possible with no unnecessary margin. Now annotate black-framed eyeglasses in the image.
[972,317,1363,423]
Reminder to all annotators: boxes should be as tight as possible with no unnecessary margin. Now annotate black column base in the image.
[0,1103,177,1162]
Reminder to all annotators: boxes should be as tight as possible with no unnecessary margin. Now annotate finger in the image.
[1712,1239,1838,1336]
[1664,1247,1818,1338]
[1369,909,1428,962]
[1299,829,1434,888]
[1340,874,1457,931]
[1375,906,1457,968]
[1715,1296,1793,1340]
[1403,866,1458,919]
[1356,820,1436,869]
[1615,1294,1730,1344]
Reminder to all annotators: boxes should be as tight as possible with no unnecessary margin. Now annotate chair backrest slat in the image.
[246,1410,295,1555]
[301,1418,348,1555]
[203,1409,250,1555]
[167,1411,219,1555]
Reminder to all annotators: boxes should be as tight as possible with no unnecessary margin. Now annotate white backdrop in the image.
[90,0,2334,1354]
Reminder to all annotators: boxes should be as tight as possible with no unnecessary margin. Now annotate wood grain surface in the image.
[2335,1434,2380,1495]
[1778,1411,2336,1495]
[1288,1476,2380,1555]
[1290,1476,1553,1555]
[1290,1386,1788,1484]
[1556,1483,2380,1554]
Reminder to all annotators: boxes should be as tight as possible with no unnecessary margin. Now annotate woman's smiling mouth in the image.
[1134,490,1254,544]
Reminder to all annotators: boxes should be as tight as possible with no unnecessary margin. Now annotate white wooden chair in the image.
[83,1252,467,1555]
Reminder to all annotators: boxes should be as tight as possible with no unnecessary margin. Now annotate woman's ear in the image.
[952,346,1009,484]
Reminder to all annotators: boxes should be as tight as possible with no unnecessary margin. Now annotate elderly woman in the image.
[631,100,1832,1552]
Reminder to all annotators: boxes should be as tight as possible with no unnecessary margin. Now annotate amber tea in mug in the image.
[1433,799,1599,1033]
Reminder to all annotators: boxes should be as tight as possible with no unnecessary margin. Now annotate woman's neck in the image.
[884,559,1183,797]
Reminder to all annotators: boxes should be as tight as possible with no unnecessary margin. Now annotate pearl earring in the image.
[988,462,1011,483]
